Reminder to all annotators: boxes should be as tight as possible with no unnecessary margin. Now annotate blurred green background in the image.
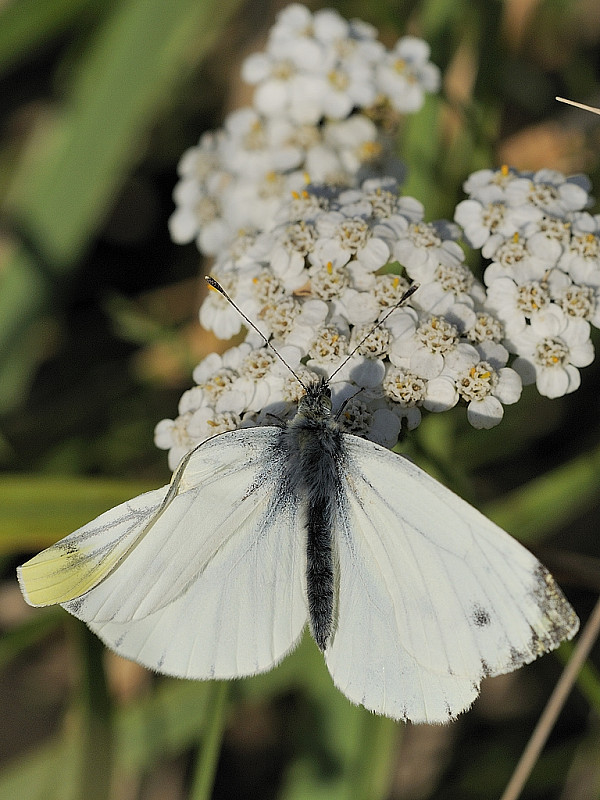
[1,1,599,798]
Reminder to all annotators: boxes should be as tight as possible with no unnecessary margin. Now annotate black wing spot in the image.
[472,604,491,628]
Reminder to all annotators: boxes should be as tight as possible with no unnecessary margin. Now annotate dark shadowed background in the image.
[1,1,599,799]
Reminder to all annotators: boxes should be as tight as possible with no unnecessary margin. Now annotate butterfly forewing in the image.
[68,429,298,624]
[324,435,579,723]
[78,471,308,679]
[22,428,309,679]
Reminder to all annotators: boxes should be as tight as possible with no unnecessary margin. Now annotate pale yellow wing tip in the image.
[17,560,73,607]
[17,550,107,607]
[16,564,45,607]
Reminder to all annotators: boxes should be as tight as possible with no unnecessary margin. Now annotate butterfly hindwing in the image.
[324,435,579,723]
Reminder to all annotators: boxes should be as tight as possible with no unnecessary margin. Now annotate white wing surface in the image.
[325,435,579,724]
[22,427,308,679]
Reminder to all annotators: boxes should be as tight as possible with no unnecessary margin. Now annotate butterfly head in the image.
[297,376,332,423]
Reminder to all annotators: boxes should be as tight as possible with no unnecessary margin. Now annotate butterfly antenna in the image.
[328,282,419,382]
[205,276,308,390]
[556,97,600,116]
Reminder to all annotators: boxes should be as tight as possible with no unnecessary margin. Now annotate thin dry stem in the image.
[556,97,600,116]
[500,596,600,800]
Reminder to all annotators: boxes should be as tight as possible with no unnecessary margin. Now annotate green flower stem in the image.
[188,681,229,800]
[347,713,400,800]
[73,621,114,800]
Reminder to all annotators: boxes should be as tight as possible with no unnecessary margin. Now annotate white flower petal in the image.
[494,368,522,404]
[342,290,380,325]
[410,348,444,379]
[565,363,582,394]
[423,376,458,411]
[475,341,509,369]
[568,340,595,368]
[511,356,537,386]
[536,366,570,399]
[338,356,386,388]
[467,396,505,428]
[154,419,175,449]
[358,237,390,271]
[368,408,401,447]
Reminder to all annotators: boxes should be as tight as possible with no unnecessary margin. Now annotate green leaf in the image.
[0,474,154,552]
[189,682,230,800]
[6,0,242,267]
[557,639,600,717]
[73,623,113,800]
[0,0,243,412]
[0,678,221,798]
[0,609,63,670]
[0,0,105,76]
[483,442,600,543]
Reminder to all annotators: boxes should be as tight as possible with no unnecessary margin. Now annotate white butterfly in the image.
[18,372,578,724]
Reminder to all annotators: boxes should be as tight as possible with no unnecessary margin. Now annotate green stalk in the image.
[74,622,114,800]
[188,681,229,800]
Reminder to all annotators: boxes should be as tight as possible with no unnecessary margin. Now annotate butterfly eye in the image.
[322,394,333,413]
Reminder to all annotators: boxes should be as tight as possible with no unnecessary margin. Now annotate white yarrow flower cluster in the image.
[456,166,597,398]
[156,179,527,467]
[158,6,600,470]
[168,3,439,256]
[242,4,439,122]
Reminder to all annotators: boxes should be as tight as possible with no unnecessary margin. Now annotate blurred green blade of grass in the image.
[5,0,242,267]
[279,699,399,800]
[74,623,113,800]
[0,608,63,670]
[189,682,229,800]
[0,474,154,552]
[0,0,106,76]
[399,95,446,218]
[483,440,600,544]
[0,678,220,799]
[0,246,49,412]
[0,0,243,412]
[558,639,600,717]
[459,738,577,797]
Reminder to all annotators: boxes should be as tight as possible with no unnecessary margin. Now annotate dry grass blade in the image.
[500,596,600,800]
[556,97,600,116]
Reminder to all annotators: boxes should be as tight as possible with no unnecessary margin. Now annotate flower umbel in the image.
[159,8,598,469]
[168,5,439,256]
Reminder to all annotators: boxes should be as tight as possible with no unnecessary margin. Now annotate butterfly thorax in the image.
[294,376,334,421]
[279,378,346,652]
